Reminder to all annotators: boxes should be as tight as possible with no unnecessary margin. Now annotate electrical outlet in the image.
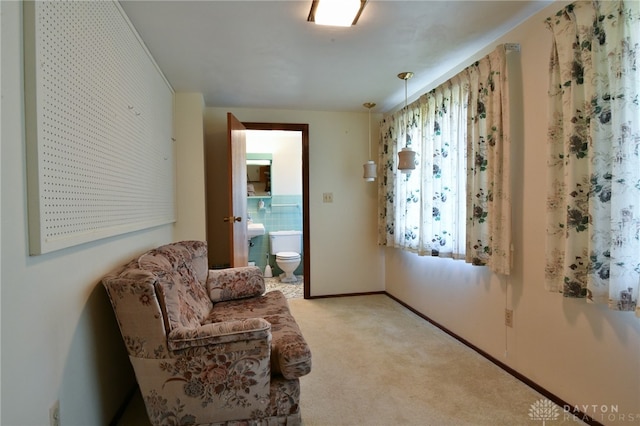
[322,192,333,203]
[50,400,60,426]
[505,309,513,328]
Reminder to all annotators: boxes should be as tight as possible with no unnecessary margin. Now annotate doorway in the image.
[244,122,310,299]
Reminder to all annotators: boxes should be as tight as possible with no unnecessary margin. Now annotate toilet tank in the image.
[269,230,302,254]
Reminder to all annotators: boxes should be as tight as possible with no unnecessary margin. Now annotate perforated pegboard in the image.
[24,1,175,254]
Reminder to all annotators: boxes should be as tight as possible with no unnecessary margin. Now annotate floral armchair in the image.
[102,240,311,425]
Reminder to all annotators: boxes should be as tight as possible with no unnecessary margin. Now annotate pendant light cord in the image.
[404,78,408,148]
[397,72,413,149]
[405,78,408,110]
[363,102,376,161]
[404,75,412,149]
[368,107,372,160]
[396,72,415,173]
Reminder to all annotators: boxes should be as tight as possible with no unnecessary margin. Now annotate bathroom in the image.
[246,129,304,279]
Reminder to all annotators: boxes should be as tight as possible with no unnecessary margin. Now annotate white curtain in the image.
[378,46,512,274]
[377,76,467,258]
[545,0,640,316]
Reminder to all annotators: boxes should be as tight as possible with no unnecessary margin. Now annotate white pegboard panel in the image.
[24,1,175,255]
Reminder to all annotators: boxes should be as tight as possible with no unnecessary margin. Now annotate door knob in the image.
[223,216,242,223]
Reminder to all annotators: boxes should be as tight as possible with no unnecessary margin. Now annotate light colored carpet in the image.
[289,295,584,426]
[118,294,585,425]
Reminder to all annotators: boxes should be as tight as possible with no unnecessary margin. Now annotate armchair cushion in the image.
[207,266,265,302]
[206,291,312,380]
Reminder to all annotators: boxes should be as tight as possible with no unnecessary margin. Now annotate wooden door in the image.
[227,113,248,266]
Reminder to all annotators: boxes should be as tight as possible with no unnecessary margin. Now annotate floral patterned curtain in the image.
[378,45,512,274]
[466,47,512,274]
[545,0,640,317]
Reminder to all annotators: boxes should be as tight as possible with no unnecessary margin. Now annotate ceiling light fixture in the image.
[397,72,416,174]
[307,0,367,27]
[362,102,377,182]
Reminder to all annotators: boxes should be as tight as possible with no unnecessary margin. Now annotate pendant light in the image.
[397,72,416,173]
[362,102,377,182]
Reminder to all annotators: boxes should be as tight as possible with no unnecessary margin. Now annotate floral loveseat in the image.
[102,240,312,425]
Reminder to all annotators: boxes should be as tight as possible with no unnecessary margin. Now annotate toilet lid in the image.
[276,251,300,259]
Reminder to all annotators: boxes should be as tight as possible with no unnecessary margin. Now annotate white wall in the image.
[205,108,385,296]
[1,3,183,424]
[174,92,207,241]
[385,2,640,423]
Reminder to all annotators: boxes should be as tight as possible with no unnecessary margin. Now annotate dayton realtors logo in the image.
[529,399,560,425]
[529,399,640,424]
[563,403,640,423]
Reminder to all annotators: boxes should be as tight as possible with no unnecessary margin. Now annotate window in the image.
[378,46,512,275]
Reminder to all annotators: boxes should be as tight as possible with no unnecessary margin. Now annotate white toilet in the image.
[269,230,302,283]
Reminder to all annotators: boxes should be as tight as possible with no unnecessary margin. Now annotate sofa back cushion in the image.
[137,241,213,331]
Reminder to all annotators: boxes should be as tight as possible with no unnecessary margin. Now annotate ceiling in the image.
[120,0,551,113]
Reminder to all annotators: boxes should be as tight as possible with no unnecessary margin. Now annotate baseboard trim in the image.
[384,292,603,426]
[307,290,386,299]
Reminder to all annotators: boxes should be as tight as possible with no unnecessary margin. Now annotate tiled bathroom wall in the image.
[247,194,304,275]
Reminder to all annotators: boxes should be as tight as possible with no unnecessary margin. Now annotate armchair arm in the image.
[135,318,273,421]
[167,318,271,352]
[206,266,265,302]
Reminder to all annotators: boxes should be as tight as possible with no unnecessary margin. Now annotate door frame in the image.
[243,122,310,299]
